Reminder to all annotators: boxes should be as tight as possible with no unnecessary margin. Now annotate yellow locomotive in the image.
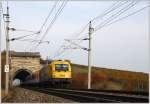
[39,60,72,87]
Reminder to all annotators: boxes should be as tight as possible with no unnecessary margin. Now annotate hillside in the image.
[71,63,149,92]
[1,51,149,92]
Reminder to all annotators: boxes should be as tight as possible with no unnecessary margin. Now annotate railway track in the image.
[23,86,149,103]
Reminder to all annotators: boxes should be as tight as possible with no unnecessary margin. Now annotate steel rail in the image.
[50,88,148,99]
[23,86,149,103]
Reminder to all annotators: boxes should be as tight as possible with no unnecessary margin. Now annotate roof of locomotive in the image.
[50,60,71,64]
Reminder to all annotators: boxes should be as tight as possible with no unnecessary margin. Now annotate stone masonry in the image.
[9,51,41,82]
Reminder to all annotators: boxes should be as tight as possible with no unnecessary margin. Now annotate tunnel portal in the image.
[13,69,32,82]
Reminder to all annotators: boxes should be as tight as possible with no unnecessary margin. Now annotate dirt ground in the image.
[2,87,75,103]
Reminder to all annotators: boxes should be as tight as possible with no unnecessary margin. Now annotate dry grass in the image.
[71,63,149,91]
[1,89,5,99]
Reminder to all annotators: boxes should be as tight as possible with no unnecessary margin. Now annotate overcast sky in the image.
[1,1,149,73]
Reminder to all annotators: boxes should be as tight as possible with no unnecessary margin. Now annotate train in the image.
[23,60,72,88]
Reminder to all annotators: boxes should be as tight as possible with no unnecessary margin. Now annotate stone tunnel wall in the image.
[1,51,41,88]
[10,56,40,81]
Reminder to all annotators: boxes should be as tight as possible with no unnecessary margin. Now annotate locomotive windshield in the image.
[55,64,69,71]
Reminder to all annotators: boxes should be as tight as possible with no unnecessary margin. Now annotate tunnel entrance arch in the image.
[8,51,41,87]
[13,69,32,82]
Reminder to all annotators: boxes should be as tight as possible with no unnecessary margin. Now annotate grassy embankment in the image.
[1,51,149,93]
[71,63,149,92]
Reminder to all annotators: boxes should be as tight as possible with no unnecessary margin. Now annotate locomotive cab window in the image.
[55,64,69,71]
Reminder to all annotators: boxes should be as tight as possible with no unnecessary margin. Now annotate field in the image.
[71,63,149,92]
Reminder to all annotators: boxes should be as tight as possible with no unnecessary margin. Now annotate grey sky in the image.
[1,1,149,73]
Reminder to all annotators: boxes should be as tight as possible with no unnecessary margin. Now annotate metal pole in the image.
[47,56,48,65]
[88,21,92,89]
[5,5,10,95]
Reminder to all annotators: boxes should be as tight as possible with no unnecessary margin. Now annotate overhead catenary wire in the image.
[69,1,127,40]
[2,2,42,52]
[10,29,39,33]
[39,0,68,41]
[74,1,143,53]
[91,1,127,23]
[51,23,90,58]
[65,39,88,51]
[32,0,68,51]
[24,1,60,52]
[25,0,65,52]
[51,1,145,59]
[72,1,125,38]
[39,1,60,32]
[51,1,130,59]
[17,39,50,43]
[9,31,40,41]
[100,5,149,29]
[75,1,131,39]
[95,1,137,29]
[51,33,90,59]
[71,23,89,39]
[76,1,128,39]
[94,1,139,32]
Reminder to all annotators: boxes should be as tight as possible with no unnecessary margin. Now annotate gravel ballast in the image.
[2,87,75,103]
